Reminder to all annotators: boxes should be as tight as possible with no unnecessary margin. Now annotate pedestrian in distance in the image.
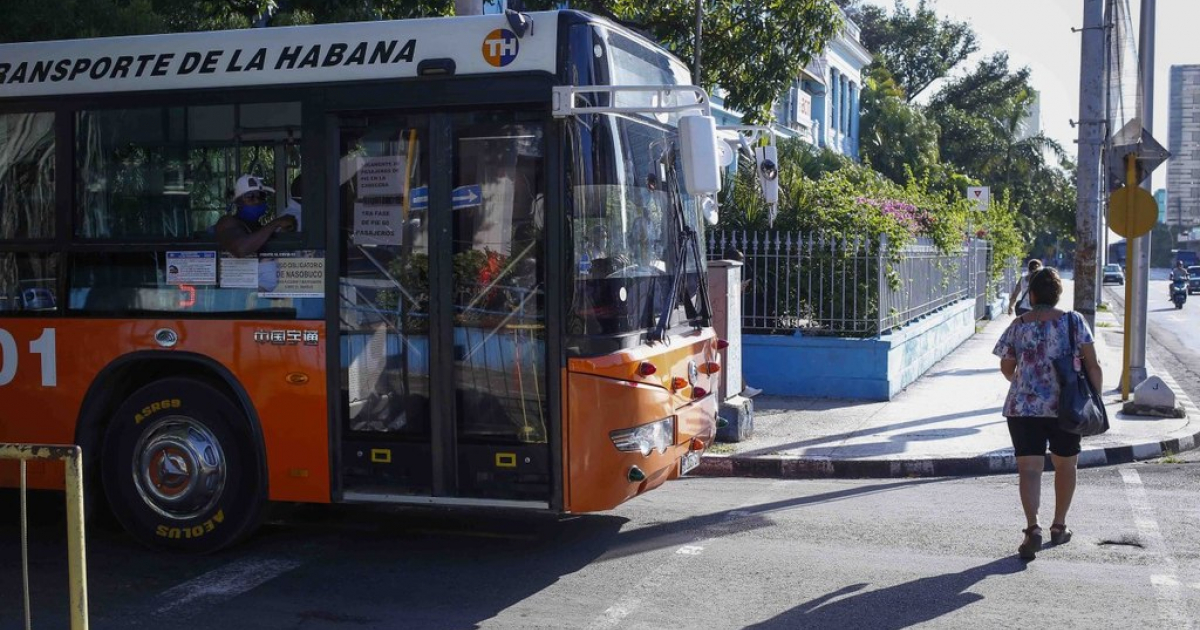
[1007,258,1043,317]
[993,267,1103,560]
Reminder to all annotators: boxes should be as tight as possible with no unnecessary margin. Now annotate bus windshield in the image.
[566,23,706,341]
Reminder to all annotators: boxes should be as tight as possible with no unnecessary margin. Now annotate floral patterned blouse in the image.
[992,311,1094,418]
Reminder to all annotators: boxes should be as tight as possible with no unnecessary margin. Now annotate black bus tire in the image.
[101,377,266,553]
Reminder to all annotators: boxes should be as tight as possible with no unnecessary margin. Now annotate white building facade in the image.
[795,17,872,158]
[711,12,872,160]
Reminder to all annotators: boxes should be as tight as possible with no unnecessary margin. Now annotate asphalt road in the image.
[4,275,1200,630]
[1102,270,1200,409]
[3,457,1199,629]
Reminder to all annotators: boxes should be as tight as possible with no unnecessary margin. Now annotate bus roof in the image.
[0,11,564,100]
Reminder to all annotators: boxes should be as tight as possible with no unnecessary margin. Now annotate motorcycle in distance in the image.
[1172,278,1188,309]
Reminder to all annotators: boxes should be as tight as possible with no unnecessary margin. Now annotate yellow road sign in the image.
[1108,185,1157,238]
[1108,153,1157,239]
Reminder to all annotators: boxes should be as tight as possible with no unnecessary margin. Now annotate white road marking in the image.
[587,480,788,629]
[153,557,303,616]
[1120,469,1192,629]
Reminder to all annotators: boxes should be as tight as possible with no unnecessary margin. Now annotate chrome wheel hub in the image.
[132,417,226,520]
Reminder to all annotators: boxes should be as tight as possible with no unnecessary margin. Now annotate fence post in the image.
[706,256,754,442]
[877,234,888,334]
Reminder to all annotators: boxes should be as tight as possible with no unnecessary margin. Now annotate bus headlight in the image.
[609,417,675,456]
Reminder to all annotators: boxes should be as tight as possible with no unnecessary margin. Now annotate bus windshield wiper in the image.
[651,167,712,343]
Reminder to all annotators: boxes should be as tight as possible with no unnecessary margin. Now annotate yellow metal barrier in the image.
[1,444,89,630]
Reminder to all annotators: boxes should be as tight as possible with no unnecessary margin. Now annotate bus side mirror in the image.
[756,145,779,205]
[679,114,722,196]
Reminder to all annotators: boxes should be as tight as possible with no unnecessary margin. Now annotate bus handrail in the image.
[551,85,712,118]
[0,443,89,630]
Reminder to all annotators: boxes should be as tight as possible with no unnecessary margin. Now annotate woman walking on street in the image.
[1007,258,1043,316]
[992,267,1103,560]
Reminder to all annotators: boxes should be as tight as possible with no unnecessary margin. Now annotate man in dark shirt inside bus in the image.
[215,174,297,257]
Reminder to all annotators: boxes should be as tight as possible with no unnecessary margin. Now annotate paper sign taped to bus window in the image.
[353,203,403,246]
[259,250,325,298]
[356,156,406,197]
[219,255,259,289]
[166,251,217,285]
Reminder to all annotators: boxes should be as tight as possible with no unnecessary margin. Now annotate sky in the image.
[862,0,1200,191]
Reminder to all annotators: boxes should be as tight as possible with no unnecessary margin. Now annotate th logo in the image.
[482,29,519,67]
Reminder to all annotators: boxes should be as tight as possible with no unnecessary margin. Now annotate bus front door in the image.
[336,111,551,507]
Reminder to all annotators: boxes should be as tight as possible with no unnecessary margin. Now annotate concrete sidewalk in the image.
[695,297,1200,479]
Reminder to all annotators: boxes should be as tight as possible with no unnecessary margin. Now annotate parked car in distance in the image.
[1102,264,1125,285]
[1189,266,1200,295]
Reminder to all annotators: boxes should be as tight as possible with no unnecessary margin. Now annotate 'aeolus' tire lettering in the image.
[102,378,266,553]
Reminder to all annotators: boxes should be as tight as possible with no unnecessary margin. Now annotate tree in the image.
[852,0,978,102]
[539,1,842,123]
[0,0,459,42]
[0,0,169,42]
[927,53,1075,247]
[858,66,940,186]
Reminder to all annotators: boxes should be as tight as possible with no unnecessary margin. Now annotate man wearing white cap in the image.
[215,174,297,258]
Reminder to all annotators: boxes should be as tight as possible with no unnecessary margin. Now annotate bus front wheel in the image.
[102,378,266,553]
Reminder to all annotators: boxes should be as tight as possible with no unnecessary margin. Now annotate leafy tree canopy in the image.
[850,0,978,102]
[536,1,842,123]
[926,53,1074,244]
[858,65,940,187]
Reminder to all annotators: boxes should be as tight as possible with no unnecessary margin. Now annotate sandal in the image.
[1049,523,1072,545]
[1018,526,1042,560]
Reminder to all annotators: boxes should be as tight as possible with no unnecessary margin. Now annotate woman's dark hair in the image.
[1026,258,1043,273]
[1028,266,1062,306]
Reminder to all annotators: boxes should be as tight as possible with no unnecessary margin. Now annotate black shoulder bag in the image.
[1054,312,1109,436]
[1014,280,1031,316]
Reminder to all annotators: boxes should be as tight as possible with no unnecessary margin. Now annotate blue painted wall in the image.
[742,299,977,400]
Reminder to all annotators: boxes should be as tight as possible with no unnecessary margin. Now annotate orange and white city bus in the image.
[0,9,727,552]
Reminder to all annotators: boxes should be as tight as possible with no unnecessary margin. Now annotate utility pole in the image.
[693,0,704,85]
[1074,0,1104,331]
[455,0,483,15]
[1128,0,1157,387]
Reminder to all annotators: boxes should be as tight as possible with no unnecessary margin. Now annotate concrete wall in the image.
[742,299,977,400]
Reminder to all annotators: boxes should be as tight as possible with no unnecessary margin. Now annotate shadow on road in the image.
[745,557,1028,630]
[1,477,955,629]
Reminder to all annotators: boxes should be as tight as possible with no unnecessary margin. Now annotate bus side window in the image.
[75,104,302,242]
[0,254,58,314]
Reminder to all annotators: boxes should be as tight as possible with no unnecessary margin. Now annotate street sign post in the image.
[1109,153,1159,399]
[409,185,429,212]
[966,186,990,212]
[404,184,482,212]
[452,185,482,209]
[1107,119,1169,191]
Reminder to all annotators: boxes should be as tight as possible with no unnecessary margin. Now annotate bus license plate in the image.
[680,451,701,475]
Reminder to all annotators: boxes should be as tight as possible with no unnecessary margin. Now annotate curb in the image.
[694,403,1200,480]
[692,421,1200,479]
[693,299,1200,481]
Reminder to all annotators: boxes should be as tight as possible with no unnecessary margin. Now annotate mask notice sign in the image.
[166,251,217,285]
[258,250,325,298]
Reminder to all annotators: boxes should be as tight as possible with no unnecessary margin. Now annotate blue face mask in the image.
[237,203,268,223]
